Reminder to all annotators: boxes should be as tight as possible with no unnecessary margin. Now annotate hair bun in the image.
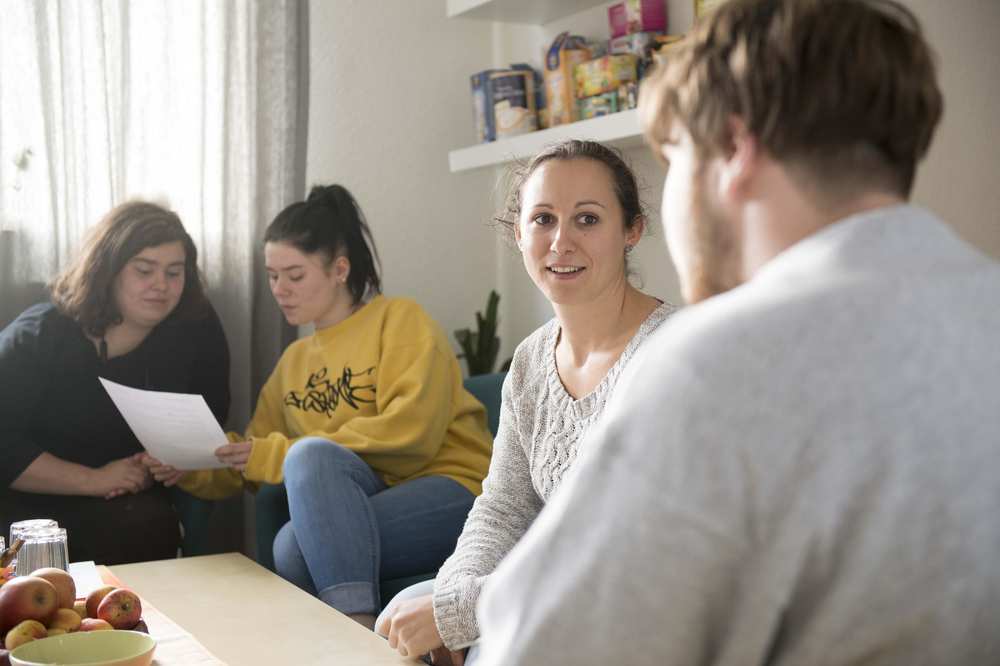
[306,184,348,209]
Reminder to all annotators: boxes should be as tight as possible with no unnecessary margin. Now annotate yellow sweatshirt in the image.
[180,296,493,498]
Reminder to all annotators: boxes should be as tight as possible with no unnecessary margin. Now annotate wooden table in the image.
[111,553,411,665]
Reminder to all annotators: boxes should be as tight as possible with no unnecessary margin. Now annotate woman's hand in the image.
[138,453,187,487]
[93,454,153,500]
[215,440,252,471]
[376,593,447,660]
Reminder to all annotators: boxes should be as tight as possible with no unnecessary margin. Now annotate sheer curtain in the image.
[0,0,305,552]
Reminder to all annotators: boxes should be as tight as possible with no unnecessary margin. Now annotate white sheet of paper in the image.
[100,378,228,469]
[68,560,105,597]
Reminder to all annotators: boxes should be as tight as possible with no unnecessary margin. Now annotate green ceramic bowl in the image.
[10,630,156,666]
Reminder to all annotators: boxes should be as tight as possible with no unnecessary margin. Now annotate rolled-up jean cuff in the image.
[318,581,379,616]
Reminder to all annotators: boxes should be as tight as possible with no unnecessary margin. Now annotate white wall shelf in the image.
[447,0,610,25]
[448,109,643,173]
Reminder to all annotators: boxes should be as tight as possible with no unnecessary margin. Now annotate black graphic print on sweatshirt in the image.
[284,365,377,416]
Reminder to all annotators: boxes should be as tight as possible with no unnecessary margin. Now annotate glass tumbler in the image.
[8,518,59,573]
[14,526,69,575]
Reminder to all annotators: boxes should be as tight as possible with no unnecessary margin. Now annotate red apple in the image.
[29,568,76,610]
[85,585,115,619]
[96,588,142,630]
[3,619,46,650]
[78,618,113,632]
[0,577,58,633]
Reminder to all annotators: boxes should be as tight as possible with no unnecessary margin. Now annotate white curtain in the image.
[0,0,305,553]
[0,0,304,428]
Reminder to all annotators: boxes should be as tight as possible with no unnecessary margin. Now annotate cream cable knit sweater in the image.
[432,302,673,649]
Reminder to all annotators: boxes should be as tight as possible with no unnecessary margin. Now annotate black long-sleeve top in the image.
[0,302,230,490]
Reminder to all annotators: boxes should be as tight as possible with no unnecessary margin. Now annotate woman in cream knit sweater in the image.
[377,140,674,664]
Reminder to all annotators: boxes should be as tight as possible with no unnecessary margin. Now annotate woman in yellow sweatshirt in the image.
[147,184,492,628]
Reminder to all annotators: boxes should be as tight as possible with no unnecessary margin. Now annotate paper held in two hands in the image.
[99,378,228,470]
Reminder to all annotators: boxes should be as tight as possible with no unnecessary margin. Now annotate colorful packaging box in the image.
[578,92,619,120]
[574,54,638,99]
[544,33,592,126]
[608,3,629,38]
[493,70,537,139]
[470,63,540,143]
[618,82,638,110]
[609,31,662,58]
[625,0,667,33]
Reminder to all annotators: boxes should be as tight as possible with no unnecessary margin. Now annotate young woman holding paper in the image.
[147,184,493,630]
[0,201,230,565]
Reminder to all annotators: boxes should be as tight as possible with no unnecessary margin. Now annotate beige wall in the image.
[908,0,1000,258]
[306,1,1000,361]
[305,0,497,351]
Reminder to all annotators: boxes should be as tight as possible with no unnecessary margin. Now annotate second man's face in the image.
[660,127,740,305]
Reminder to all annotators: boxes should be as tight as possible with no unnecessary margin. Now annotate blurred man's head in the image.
[640,0,943,303]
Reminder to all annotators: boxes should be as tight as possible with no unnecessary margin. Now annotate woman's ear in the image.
[333,256,351,284]
[626,215,645,248]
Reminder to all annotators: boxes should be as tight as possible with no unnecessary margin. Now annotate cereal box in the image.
[578,92,619,120]
[544,32,592,126]
[470,64,540,142]
[574,54,638,99]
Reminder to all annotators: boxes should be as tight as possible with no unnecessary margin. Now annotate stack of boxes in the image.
[467,0,671,142]
[574,0,668,120]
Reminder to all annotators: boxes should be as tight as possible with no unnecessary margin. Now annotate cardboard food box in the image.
[609,30,662,58]
[618,81,638,110]
[492,70,538,139]
[578,92,619,120]
[608,2,629,38]
[611,0,667,36]
[470,64,540,143]
[544,32,592,126]
[574,54,638,99]
[625,0,667,33]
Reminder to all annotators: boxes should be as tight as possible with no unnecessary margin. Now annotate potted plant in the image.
[454,290,503,376]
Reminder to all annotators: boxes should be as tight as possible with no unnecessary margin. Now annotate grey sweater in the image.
[477,205,1000,665]
[432,302,673,649]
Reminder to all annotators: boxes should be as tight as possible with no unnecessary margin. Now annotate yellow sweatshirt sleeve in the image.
[175,466,245,500]
[174,368,289,494]
[243,335,454,485]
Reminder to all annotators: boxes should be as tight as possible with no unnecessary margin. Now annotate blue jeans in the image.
[273,437,475,616]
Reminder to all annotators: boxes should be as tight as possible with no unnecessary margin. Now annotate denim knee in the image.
[273,521,314,594]
[283,436,347,483]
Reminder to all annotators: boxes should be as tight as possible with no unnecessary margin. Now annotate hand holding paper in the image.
[215,440,253,471]
[100,378,228,470]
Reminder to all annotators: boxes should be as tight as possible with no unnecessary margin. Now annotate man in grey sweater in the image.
[475,1,1000,664]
